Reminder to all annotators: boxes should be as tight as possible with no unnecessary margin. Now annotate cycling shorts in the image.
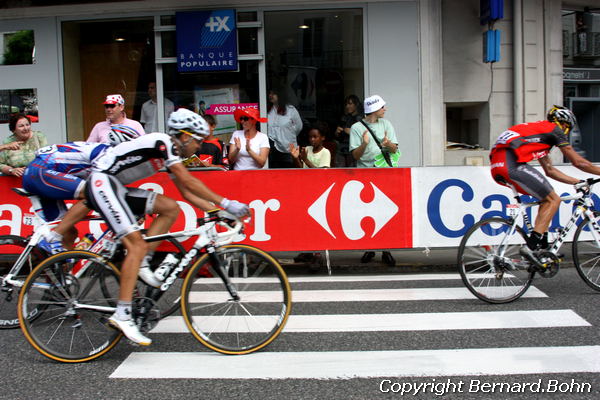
[490,148,553,200]
[22,164,87,222]
[84,172,157,238]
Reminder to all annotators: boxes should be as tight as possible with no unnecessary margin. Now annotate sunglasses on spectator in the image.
[104,104,117,109]
[239,116,254,122]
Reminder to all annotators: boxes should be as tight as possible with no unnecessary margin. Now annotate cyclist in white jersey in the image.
[84,108,249,345]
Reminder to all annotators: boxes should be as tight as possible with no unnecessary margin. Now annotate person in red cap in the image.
[228,107,270,170]
[87,94,145,143]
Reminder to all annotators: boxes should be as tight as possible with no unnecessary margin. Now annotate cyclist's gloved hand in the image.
[220,198,250,218]
[575,180,591,194]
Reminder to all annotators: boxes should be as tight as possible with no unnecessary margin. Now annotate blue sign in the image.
[176,9,238,72]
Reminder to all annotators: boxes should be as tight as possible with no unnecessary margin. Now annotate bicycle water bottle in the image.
[154,253,179,281]
[75,233,95,250]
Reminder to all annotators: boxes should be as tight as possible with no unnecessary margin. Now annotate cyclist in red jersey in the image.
[490,105,600,266]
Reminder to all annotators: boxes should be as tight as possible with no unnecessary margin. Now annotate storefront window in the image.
[562,9,600,161]
[162,61,260,138]
[264,8,363,149]
[62,18,154,141]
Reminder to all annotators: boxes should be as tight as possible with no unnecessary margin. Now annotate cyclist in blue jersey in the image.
[22,125,140,253]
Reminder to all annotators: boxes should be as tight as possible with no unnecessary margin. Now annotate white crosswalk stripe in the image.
[111,273,595,380]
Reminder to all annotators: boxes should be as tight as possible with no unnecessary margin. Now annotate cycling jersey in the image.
[86,132,182,238]
[490,120,569,163]
[490,120,569,200]
[92,132,181,184]
[22,142,109,221]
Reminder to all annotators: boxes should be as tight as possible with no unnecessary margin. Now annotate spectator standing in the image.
[228,108,269,170]
[191,114,229,170]
[290,124,331,168]
[349,95,399,266]
[267,89,302,168]
[1,113,47,177]
[140,82,174,133]
[335,94,362,167]
[87,94,145,143]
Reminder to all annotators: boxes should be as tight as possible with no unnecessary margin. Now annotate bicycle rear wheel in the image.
[0,235,45,329]
[572,217,600,291]
[18,251,122,362]
[458,217,535,303]
[181,244,292,355]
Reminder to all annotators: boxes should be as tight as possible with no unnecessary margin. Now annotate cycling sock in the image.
[115,301,132,320]
[527,231,543,250]
[46,230,63,243]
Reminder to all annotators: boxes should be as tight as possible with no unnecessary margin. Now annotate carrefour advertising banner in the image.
[176,9,238,72]
[1,166,597,251]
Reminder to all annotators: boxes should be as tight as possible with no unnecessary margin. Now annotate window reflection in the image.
[0,89,38,123]
[1,30,35,65]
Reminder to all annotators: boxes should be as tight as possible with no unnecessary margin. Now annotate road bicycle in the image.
[0,188,184,329]
[457,177,600,304]
[17,210,292,362]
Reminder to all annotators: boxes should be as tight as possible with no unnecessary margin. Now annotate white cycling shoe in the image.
[108,315,152,346]
[138,265,162,288]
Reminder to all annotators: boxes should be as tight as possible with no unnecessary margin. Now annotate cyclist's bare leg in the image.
[144,194,181,253]
[533,191,561,235]
[54,200,90,249]
[119,231,149,301]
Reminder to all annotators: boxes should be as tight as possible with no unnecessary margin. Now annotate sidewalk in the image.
[272,248,458,274]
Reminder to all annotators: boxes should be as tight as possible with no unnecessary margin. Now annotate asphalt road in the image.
[1,265,600,400]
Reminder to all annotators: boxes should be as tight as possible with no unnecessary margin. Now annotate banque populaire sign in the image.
[176,9,238,72]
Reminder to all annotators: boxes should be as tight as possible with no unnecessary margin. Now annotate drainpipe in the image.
[513,0,524,124]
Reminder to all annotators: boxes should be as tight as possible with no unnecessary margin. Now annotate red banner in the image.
[0,168,413,251]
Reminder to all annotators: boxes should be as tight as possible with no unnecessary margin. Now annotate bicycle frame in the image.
[501,181,600,257]
[145,214,243,293]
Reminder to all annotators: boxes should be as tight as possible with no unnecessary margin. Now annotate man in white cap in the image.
[87,94,146,143]
[349,94,399,168]
[349,94,400,266]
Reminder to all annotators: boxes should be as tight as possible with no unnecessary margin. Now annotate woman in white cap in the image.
[349,94,400,266]
[87,94,145,143]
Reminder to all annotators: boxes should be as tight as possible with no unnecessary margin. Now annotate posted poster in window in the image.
[287,66,317,118]
[176,10,238,72]
[194,85,239,135]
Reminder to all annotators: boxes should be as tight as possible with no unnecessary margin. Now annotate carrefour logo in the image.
[308,181,398,240]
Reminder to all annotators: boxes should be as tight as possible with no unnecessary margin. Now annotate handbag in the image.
[360,120,400,167]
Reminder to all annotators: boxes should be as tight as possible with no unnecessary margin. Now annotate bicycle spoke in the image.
[182,245,291,354]
[458,218,534,303]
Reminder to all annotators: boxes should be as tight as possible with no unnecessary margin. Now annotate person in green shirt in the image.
[1,113,47,177]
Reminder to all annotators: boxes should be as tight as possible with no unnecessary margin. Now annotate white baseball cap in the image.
[364,95,386,114]
[103,94,125,105]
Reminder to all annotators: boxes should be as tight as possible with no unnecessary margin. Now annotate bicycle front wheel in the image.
[572,217,600,291]
[458,217,534,303]
[181,244,292,355]
[0,235,45,329]
[18,251,123,362]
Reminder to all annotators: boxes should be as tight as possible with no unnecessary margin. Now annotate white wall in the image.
[366,1,420,167]
[0,18,64,145]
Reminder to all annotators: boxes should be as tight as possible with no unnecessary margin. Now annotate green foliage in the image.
[2,30,34,65]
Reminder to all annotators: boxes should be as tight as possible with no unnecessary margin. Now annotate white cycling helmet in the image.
[547,105,577,133]
[167,108,209,140]
[108,124,141,145]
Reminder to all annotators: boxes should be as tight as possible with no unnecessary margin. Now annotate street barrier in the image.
[0,166,597,253]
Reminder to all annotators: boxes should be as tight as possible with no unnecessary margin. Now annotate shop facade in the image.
[1,0,598,167]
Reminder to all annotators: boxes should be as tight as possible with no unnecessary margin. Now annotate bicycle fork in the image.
[207,246,240,301]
